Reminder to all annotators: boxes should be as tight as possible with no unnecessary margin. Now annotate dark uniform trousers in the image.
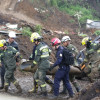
[54,66,73,96]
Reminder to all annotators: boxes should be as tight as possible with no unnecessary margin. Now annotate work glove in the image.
[14,52,20,59]
[82,59,88,64]
[49,66,54,71]
[16,52,20,57]
[31,63,35,68]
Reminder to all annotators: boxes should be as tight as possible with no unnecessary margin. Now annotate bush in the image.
[94,30,100,35]
[50,0,58,7]
[34,25,42,35]
[22,27,32,36]
[60,5,95,24]
[29,0,99,25]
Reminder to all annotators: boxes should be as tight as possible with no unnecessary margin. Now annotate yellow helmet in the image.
[0,39,6,47]
[30,32,41,42]
[81,37,91,45]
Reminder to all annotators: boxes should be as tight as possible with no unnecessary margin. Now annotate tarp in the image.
[0,30,22,35]
[86,19,100,29]
[6,23,18,29]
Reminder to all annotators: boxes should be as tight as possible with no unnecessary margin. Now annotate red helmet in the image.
[51,38,61,46]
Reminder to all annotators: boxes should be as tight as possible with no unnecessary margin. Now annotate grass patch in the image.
[22,27,32,36]
[94,30,100,36]
[34,25,42,35]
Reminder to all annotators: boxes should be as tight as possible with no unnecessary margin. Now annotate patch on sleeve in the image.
[60,53,62,57]
[72,48,75,51]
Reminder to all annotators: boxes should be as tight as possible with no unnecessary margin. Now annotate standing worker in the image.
[29,33,54,93]
[61,36,80,94]
[30,32,50,96]
[6,31,19,50]
[81,37,100,82]
[0,39,22,93]
[0,31,19,90]
[49,37,74,99]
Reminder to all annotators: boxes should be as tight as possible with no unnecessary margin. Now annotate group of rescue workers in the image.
[0,31,99,99]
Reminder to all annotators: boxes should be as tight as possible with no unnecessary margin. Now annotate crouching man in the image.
[0,39,22,93]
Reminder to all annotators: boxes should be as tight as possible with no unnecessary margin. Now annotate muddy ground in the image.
[0,69,90,100]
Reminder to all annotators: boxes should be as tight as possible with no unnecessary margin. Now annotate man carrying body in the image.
[29,33,53,93]
[0,31,19,89]
[61,36,80,93]
[0,39,22,93]
[30,32,50,96]
[81,37,100,82]
[49,37,74,99]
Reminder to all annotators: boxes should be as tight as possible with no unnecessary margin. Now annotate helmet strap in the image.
[34,40,40,45]
[55,45,59,50]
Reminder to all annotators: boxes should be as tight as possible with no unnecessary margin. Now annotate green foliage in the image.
[65,30,69,34]
[22,27,32,36]
[34,25,42,35]
[29,0,99,25]
[50,0,58,7]
[59,5,95,24]
[94,30,100,36]
[78,33,88,37]
[68,19,75,23]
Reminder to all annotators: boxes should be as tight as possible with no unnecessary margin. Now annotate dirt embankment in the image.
[0,0,79,32]
[0,0,84,59]
[14,0,79,32]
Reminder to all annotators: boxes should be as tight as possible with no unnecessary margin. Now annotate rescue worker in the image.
[0,39,22,93]
[81,37,100,82]
[30,32,50,96]
[29,33,53,93]
[49,37,74,99]
[6,31,19,50]
[61,36,80,94]
[0,31,19,89]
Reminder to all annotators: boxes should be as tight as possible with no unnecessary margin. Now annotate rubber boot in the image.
[5,85,8,92]
[28,80,38,93]
[0,77,4,89]
[49,84,54,93]
[14,82,22,93]
[72,81,80,92]
[1,83,9,92]
[45,78,54,93]
[76,87,80,92]
[40,84,47,97]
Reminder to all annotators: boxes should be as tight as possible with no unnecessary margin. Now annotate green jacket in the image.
[67,44,78,56]
[0,46,18,70]
[85,43,100,62]
[33,42,50,69]
[65,44,79,66]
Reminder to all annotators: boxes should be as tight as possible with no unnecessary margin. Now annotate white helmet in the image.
[8,31,16,38]
[61,36,71,42]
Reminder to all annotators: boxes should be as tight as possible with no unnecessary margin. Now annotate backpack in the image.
[63,47,74,65]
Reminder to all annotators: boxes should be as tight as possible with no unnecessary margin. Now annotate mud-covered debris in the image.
[73,81,100,100]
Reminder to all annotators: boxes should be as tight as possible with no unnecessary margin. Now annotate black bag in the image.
[63,47,74,65]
